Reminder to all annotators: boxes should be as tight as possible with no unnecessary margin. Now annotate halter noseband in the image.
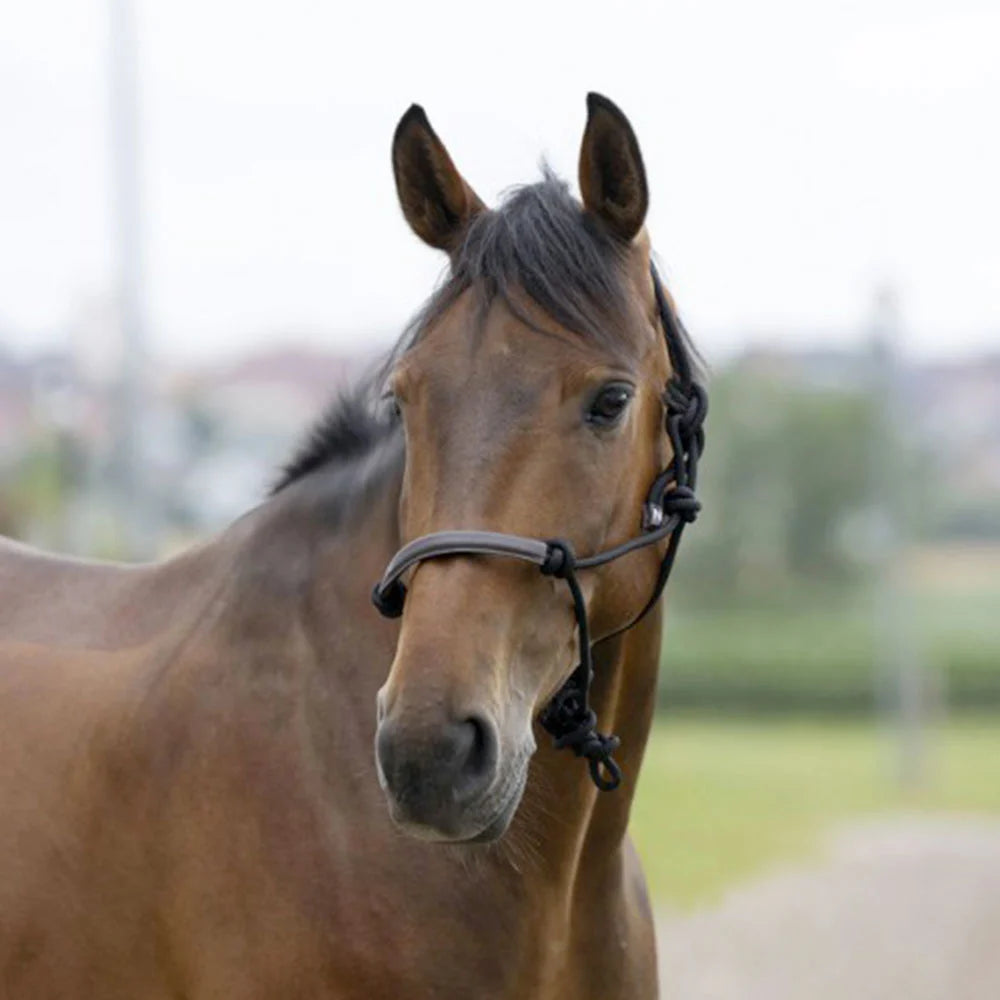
[372,266,707,791]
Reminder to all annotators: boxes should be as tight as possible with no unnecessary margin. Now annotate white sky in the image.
[0,0,997,365]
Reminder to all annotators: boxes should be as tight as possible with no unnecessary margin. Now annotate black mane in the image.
[271,379,394,492]
[273,170,699,493]
[413,168,630,348]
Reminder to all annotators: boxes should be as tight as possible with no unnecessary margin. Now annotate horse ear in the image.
[391,104,485,252]
[578,93,649,243]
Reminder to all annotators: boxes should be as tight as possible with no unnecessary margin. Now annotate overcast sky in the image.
[1,0,997,366]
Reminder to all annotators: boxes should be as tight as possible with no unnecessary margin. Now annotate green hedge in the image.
[658,588,1000,712]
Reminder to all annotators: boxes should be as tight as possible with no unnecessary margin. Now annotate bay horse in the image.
[0,94,705,998]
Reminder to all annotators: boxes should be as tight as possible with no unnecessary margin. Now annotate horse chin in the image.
[386,764,527,846]
[454,749,531,844]
[463,780,524,844]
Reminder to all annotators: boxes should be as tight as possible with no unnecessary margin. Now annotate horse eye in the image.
[586,383,633,427]
[382,392,402,420]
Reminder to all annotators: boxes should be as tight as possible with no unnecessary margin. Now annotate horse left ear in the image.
[391,104,486,252]
[578,93,649,243]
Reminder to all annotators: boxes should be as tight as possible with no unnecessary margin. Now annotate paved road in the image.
[657,816,1000,1000]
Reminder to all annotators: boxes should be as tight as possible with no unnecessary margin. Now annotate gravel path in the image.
[656,816,1000,1000]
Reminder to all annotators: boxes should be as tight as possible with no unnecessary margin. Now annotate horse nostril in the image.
[375,717,398,786]
[451,715,497,801]
[377,711,499,805]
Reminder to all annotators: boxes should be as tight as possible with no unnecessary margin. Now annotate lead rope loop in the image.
[538,539,623,791]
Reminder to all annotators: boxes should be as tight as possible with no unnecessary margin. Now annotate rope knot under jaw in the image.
[539,684,622,792]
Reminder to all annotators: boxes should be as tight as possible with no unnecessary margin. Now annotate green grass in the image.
[629,716,1000,909]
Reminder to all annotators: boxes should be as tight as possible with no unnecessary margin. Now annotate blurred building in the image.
[0,337,368,549]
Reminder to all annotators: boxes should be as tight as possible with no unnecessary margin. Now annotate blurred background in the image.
[2,1,998,995]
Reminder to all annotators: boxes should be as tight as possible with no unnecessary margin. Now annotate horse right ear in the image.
[578,93,648,243]
[391,105,485,252]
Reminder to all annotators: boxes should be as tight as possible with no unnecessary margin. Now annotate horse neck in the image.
[133,441,404,777]
[222,440,405,692]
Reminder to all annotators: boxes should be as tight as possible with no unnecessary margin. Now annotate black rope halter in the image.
[372,265,707,791]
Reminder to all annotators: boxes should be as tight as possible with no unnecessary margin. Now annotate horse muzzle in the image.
[374,706,522,842]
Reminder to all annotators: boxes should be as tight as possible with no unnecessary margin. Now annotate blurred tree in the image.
[3,436,66,546]
[781,388,877,579]
[675,368,878,608]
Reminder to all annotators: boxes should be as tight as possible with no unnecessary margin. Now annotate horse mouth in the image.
[461,777,524,843]
[382,758,528,845]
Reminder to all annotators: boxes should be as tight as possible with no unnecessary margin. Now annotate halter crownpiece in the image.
[372,265,707,791]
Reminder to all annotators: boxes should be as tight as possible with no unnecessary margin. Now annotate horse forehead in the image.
[407,328,571,485]
[426,345,548,449]
[421,312,559,404]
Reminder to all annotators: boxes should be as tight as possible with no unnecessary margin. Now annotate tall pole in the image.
[868,285,926,788]
[108,0,153,558]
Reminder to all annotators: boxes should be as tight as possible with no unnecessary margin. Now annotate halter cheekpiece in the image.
[372,266,706,791]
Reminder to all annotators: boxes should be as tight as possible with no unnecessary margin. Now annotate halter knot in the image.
[541,538,577,578]
[665,379,708,434]
[661,484,701,524]
[539,683,622,791]
[371,579,407,618]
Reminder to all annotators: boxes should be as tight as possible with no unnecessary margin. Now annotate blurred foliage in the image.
[932,499,1000,541]
[677,370,878,605]
[661,368,1000,711]
[662,591,1000,712]
[631,716,1000,907]
[2,434,67,543]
